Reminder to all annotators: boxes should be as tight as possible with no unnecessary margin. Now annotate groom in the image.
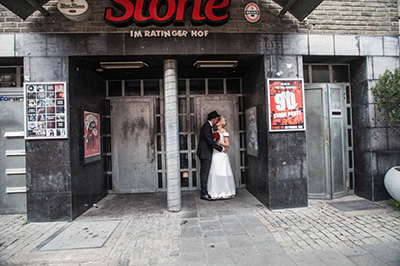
[197,110,225,201]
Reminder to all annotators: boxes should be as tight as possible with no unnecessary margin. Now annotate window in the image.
[0,66,23,88]
[303,64,349,84]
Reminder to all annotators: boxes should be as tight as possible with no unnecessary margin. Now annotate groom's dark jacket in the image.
[197,121,223,160]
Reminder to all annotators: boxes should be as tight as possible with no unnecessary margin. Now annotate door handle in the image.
[147,141,154,163]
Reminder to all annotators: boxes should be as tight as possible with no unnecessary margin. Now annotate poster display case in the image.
[24,82,68,139]
[83,111,101,163]
[267,78,306,132]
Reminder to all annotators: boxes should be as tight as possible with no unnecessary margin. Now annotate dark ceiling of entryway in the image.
[75,55,263,80]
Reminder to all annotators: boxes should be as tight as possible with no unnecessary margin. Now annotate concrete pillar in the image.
[163,59,181,212]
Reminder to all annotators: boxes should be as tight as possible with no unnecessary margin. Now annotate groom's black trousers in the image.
[200,158,212,196]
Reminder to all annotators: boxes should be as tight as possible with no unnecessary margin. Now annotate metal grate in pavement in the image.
[37,220,121,251]
[328,200,384,212]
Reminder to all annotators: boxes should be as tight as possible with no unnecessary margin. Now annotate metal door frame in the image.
[305,83,349,199]
[328,84,348,198]
[195,95,243,188]
[110,96,157,193]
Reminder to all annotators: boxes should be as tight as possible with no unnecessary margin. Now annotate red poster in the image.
[267,79,306,132]
[84,111,101,158]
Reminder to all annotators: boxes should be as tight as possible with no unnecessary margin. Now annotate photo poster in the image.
[84,111,101,159]
[245,106,259,157]
[267,78,306,132]
[24,82,68,139]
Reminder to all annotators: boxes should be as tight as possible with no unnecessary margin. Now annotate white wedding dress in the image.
[207,132,236,199]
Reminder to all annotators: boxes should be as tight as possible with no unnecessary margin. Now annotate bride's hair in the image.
[220,117,228,127]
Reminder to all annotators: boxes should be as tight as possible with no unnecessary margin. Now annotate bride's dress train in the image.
[207,132,236,199]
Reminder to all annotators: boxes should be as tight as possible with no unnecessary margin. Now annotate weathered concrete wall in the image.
[68,58,107,219]
[24,55,107,222]
[24,56,72,222]
[351,56,400,201]
[243,56,270,206]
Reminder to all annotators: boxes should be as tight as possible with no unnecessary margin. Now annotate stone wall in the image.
[68,58,107,219]
[0,0,398,36]
[351,56,400,201]
[25,57,72,222]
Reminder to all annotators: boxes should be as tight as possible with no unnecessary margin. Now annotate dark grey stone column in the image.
[25,56,73,222]
[25,55,107,222]
[245,55,308,210]
[351,57,400,201]
[266,55,308,209]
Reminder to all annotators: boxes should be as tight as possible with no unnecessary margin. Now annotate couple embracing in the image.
[197,111,236,201]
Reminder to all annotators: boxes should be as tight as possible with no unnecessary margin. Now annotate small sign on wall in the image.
[24,82,68,139]
[244,3,260,23]
[57,0,92,21]
[267,78,306,132]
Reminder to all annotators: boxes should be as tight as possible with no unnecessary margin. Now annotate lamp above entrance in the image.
[193,60,238,68]
[99,61,149,70]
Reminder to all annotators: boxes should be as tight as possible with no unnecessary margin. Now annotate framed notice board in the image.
[83,110,101,163]
[24,82,68,139]
[267,78,306,132]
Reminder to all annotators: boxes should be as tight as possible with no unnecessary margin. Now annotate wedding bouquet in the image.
[212,132,220,142]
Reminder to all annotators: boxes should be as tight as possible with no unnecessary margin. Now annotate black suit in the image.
[197,121,223,197]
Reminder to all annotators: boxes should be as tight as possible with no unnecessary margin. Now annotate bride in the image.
[207,117,236,199]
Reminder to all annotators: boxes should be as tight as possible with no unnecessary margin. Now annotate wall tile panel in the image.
[309,35,334,55]
[334,35,360,56]
[360,36,383,56]
[0,34,14,56]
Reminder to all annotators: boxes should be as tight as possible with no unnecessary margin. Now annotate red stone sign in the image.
[105,0,230,26]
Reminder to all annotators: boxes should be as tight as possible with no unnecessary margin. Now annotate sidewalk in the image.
[0,189,399,265]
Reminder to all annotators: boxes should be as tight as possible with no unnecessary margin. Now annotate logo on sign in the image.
[104,0,230,27]
[0,96,23,102]
[244,3,260,23]
[58,0,88,16]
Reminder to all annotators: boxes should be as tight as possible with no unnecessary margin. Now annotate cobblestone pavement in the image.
[0,189,399,265]
[256,199,400,253]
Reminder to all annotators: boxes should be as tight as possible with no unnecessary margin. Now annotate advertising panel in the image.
[245,106,259,157]
[24,82,68,139]
[84,111,101,158]
[267,78,305,132]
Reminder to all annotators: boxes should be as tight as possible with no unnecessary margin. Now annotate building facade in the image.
[0,0,399,221]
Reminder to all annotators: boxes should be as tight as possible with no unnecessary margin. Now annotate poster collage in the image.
[24,82,68,139]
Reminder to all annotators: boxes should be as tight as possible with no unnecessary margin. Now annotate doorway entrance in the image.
[196,96,241,187]
[304,63,354,199]
[306,84,349,199]
[104,77,247,193]
[110,97,156,193]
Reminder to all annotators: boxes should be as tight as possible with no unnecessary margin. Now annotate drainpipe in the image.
[164,59,181,212]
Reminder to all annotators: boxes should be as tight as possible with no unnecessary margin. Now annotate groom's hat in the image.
[207,111,220,120]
